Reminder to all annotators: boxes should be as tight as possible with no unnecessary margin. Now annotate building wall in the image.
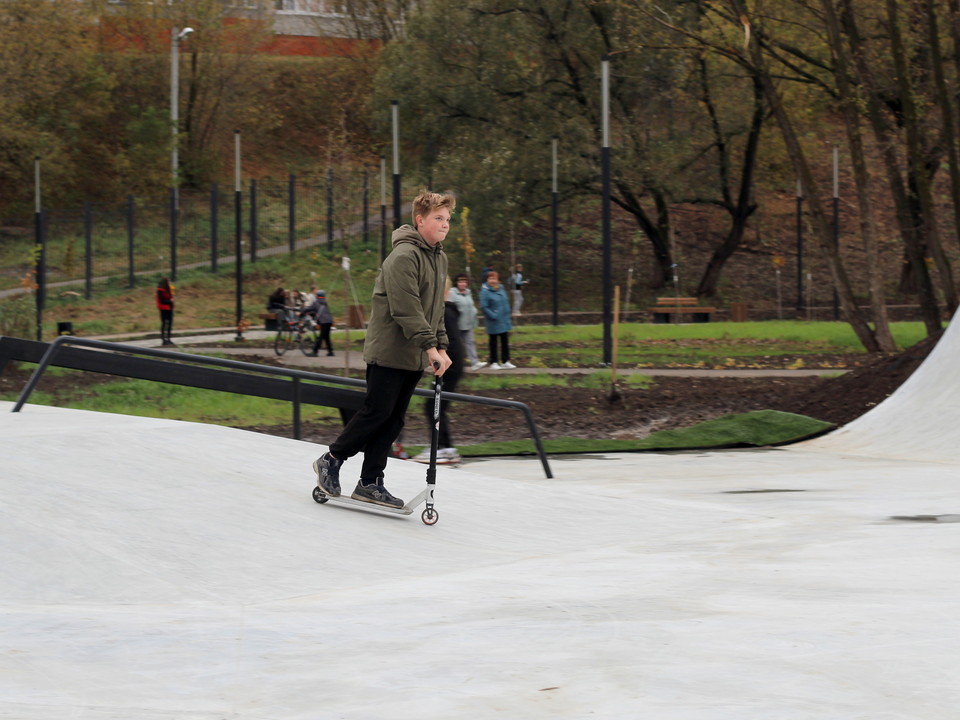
[100,1,381,57]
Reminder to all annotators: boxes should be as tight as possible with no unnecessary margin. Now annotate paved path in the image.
[90,326,845,378]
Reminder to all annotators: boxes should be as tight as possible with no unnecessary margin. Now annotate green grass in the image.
[6,376,341,427]
[408,410,834,457]
[245,319,927,369]
[510,321,930,367]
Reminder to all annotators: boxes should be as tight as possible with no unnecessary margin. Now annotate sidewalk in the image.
[88,326,845,378]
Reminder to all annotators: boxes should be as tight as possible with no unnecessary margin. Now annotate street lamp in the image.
[391,100,401,229]
[601,55,612,366]
[171,26,194,207]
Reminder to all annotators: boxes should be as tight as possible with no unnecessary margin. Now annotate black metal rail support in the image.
[288,173,296,254]
[84,201,93,299]
[9,336,553,478]
[250,178,258,263]
[126,195,136,289]
[210,183,219,273]
[326,167,334,249]
[169,189,177,282]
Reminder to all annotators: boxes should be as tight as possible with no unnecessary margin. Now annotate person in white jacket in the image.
[447,273,486,370]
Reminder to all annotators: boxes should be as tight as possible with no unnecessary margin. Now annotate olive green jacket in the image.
[362,225,449,371]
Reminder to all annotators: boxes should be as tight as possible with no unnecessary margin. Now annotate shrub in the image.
[0,294,35,338]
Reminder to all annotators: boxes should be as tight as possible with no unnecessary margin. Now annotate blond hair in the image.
[412,190,456,226]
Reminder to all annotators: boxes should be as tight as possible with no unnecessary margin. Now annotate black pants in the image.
[312,323,333,354]
[159,309,173,341]
[488,332,510,364]
[330,364,423,481]
[422,358,463,449]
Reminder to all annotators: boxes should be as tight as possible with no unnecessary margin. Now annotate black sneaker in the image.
[351,481,404,509]
[313,452,342,497]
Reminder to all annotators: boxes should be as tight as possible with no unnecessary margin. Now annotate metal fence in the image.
[11,170,388,300]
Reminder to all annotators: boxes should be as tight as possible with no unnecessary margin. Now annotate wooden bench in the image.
[648,297,717,324]
[259,312,278,331]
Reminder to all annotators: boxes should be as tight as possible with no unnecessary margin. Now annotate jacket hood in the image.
[392,224,440,251]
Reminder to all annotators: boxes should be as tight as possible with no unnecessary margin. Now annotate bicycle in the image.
[274,310,322,357]
[296,315,320,356]
[273,308,301,356]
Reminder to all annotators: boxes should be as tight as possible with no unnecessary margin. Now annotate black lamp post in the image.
[601,56,612,365]
[234,130,244,342]
[391,100,401,229]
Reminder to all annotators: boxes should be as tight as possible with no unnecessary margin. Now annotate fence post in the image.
[288,173,295,254]
[380,155,387,263]
[362,170,369,246]
[326,167,334,249]
[35,209,45,342]
[127,195,135,289]
[169,188,178,282]
[84,201,93,299]
[250,178,258,262]
[234,129,244,341]
[210,183,218,273]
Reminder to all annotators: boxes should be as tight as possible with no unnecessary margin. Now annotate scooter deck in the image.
[312,485,431,516]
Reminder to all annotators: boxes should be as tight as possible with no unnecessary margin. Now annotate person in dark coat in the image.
[156,277,175,346]
[412,296,464,464]
[312,190,455,509]
[300,289,335,356]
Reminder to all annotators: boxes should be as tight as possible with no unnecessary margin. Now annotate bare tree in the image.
[725,0,888,351]
[821,0,896,350]
[837,0,944,335]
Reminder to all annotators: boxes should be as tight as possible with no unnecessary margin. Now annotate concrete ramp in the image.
[803,315,956,462]
[3,311,960,720]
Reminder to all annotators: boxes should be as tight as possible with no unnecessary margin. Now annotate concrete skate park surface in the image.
[3,317,960,718]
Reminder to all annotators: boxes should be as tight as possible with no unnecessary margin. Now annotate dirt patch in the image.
[256,335,940,448]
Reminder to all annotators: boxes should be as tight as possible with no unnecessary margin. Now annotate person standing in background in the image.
[512,263,526,316]
[447,273,485,370]
[480,271,515,369]
[413,282,465,464]
[156,277,175,346]
[301,289,336,357]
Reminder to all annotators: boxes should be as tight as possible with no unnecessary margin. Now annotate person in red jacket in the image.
[156,277,175,346]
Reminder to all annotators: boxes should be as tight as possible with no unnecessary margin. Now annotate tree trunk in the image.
[613,183,674,288]
[733,0,883,351]
[839,0,943,336]
[927,0,960,257]
[696,71,763,298]
[886,0,957,315]
[697,223,748,298]
[823,0,896,351]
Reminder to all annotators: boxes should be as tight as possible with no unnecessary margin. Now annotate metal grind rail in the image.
[7,335,553,478]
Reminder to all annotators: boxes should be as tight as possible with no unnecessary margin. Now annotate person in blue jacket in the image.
[479,271,516,369]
